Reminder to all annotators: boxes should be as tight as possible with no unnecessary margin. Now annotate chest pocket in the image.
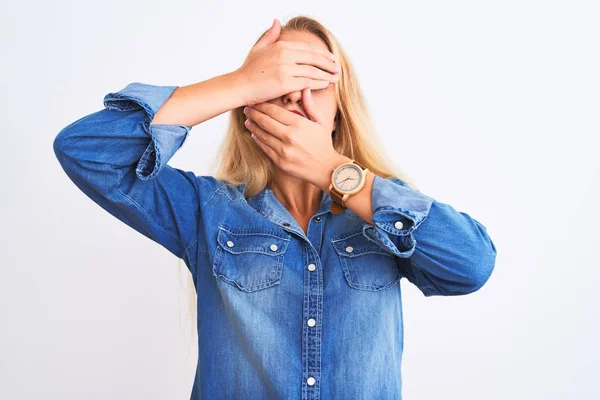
[331,229,401,291]
[212,225,291,292]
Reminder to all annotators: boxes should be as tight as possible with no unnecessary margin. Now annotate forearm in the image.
[151,71,247,127]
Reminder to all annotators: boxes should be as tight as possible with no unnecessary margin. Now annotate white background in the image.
[1,1,599,399]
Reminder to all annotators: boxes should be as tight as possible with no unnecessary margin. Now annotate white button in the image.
[270,244,278,251]
[394,220,404,230]
[307,318,316,327]
[226,240,234,247]
[307,376,316,386]
[345,246,354,253]
[307,263,316,271]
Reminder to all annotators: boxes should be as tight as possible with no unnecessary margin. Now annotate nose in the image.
[283,90,302,106]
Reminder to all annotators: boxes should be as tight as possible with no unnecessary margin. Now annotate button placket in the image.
[299,213,324,398]
[303,252,322,397]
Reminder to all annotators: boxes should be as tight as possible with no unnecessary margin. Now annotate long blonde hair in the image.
[178,14,419,345]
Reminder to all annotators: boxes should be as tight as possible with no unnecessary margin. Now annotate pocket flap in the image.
[331,230,394,258]
[331,229,400,291]
[217,226,290,256]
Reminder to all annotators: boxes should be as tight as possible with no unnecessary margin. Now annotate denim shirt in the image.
[53,82,497,400]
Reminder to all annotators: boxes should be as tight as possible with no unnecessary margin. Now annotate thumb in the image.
[302,88,322,124]
[254,19,281,50]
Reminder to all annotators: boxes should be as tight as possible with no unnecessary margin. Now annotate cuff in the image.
[103,82,192,180]
[362,175,434,257]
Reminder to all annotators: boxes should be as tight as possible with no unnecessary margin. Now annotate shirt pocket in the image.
[331,229,401,291]
[212,225,291,292]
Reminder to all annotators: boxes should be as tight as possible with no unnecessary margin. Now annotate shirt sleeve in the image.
[362,175,497,296]
[53,82,221,272]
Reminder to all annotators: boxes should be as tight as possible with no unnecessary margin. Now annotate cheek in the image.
[311,94,337,118]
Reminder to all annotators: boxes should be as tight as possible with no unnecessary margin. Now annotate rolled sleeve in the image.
[103,82,191,180]
[362,175,497,296]
[54,81,221,266]
[362,175,434,258]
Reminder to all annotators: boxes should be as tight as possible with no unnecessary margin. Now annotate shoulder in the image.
[195,175,248,204]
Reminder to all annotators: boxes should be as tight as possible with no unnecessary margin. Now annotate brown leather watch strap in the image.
[330,201,346,214]
[352,159,365,169]
[330,185,345,204]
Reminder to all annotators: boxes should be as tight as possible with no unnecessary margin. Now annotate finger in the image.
[288,64,339,84]
[278,40,337,63]
[288,77,332,93]
[248,124,281,163]
[253,19,281,50]
[301,88,321,124]
[244,106,288,140]
[287,48,340,75]
[245,118,282,151]
[250,102,302,127]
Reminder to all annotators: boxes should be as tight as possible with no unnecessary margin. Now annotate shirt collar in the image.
[236,183,335,236]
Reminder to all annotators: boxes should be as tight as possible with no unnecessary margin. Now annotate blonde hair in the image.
[178,14,419,345]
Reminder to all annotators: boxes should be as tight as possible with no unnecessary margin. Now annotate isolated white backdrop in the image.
[1,1,598,399]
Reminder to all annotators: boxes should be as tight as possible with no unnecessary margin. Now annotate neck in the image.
[268,172,323,216]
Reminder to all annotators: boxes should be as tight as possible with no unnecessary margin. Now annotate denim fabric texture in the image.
[53,82,497,400]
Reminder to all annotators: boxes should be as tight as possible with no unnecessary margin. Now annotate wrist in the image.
[229,68,252,107]
[316,153,353,193]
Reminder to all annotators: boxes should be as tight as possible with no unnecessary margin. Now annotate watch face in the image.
[333,164,362,192]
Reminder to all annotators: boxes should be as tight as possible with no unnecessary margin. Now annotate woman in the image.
[53,15,496,400]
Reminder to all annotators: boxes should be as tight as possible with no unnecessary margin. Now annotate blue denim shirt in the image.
[53,82,497,399]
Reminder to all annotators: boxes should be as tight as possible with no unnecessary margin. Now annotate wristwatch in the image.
[329,159,369,214]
